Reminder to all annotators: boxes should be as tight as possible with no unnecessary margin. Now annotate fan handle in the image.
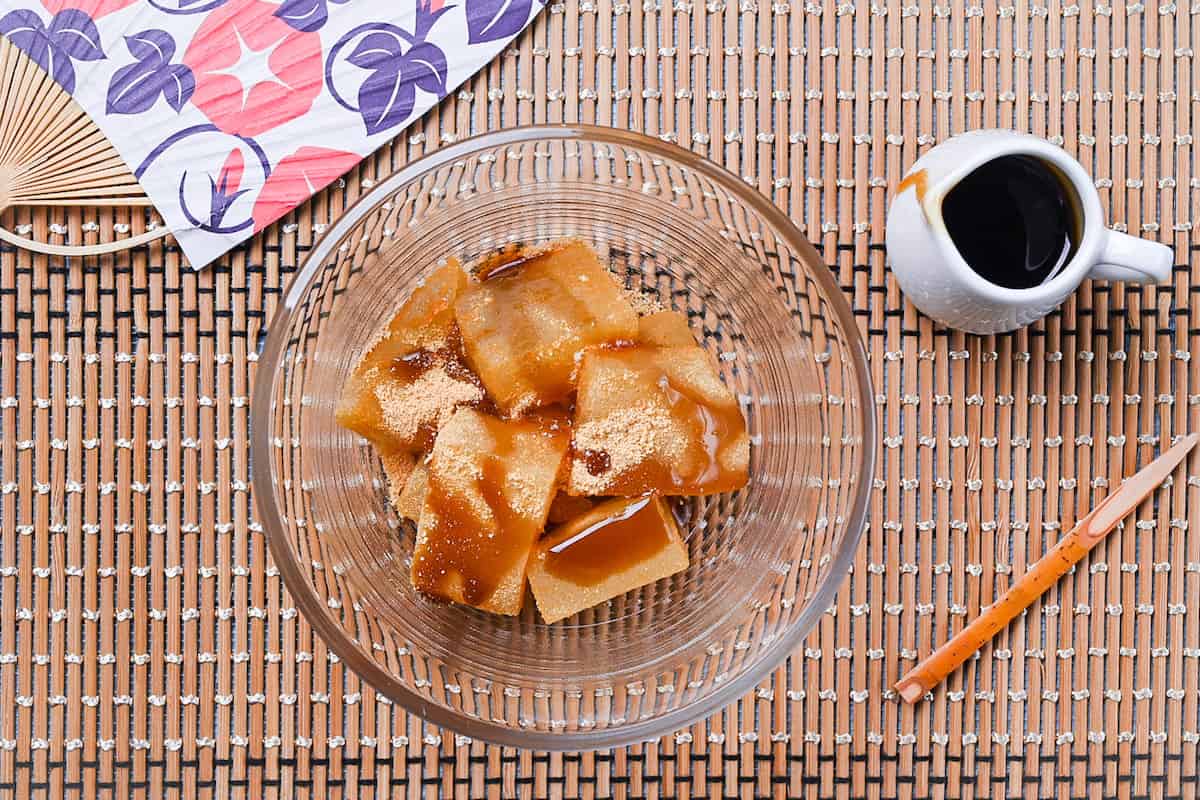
[0,223,170,256]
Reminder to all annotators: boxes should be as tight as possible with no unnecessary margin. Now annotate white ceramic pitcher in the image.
[886,129,1173,335]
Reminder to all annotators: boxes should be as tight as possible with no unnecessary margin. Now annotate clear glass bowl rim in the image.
[251,124,877,750]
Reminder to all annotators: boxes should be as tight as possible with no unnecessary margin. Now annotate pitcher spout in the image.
[896,129,1038,226]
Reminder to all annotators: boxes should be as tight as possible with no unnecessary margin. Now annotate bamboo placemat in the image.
[2,0,1199,796]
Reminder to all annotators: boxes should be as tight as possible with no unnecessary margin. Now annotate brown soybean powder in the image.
[375,365,485,445]
[568,404,685,494]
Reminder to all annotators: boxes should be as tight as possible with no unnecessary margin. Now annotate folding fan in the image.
[0,0,545,265]
[0,36,169,255]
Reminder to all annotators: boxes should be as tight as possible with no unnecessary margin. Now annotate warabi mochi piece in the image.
[384,258,470,350]
[546,492,595,525]
[381,450,416,516]
[393,462,428,522]
[454,239,639,414]
[528,495,689,624]
[568,344,749,496]
[337,260,485,454]
[412,407,570,615]
[637,310,696,347]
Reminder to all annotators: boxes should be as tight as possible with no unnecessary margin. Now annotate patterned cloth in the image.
[0,0,544,266]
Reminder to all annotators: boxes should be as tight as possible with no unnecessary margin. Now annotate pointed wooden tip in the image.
[1136,431,1199,486]
[1089,431,1199,540]
[895,678,926,704]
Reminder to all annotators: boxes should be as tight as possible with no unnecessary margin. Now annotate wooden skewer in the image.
[895,432,1199,704]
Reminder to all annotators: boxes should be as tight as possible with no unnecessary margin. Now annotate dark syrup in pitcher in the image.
[941,154,1082,290]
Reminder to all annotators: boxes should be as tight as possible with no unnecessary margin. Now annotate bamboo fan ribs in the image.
[0,36,148,211]
[0,35,172,255]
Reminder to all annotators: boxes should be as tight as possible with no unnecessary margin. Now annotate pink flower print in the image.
[183,0,323,137]
[40,0,137,20]
[251,146,362,231]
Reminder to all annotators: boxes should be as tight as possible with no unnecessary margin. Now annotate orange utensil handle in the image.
[895,531,1095,703]
[896,432,1198,704]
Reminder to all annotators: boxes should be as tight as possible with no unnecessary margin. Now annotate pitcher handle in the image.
[1088,230,1174,283]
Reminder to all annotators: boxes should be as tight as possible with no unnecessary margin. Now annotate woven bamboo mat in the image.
[2,0,1199,796]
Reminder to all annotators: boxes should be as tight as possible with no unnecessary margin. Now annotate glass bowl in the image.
[252,126,875,749]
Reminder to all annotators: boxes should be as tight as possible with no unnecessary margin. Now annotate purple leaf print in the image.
[0,9,81,93]
[346,31,405,69]
[465,0,532,43]
[107,61,195,114]
[357,66,416,135]
[274,0,328,32]
[274,0,350,31]
[161,64,195,111]
[45,48,77,92]
[107,61,162,114]
[107,29,193,115]
[329,23,453,135]
[47,9,104,61]
[124,29,175,64]
[0,10,52,70]
[401,42,447,96]
[147,0,228,12]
